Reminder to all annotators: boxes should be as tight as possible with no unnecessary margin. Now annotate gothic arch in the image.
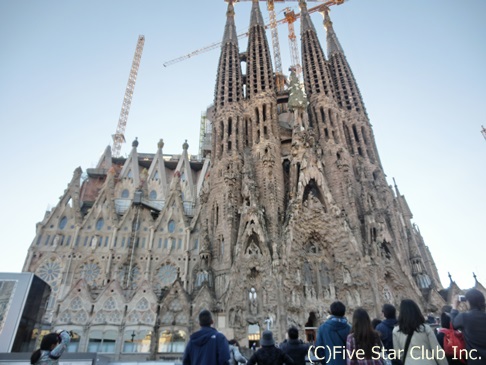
[302,179,327,212]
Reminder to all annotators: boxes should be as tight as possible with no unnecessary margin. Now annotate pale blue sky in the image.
[0,0,485,291]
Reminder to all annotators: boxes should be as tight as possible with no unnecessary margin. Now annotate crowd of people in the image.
[181,289,486,365]
[30,289,486,365]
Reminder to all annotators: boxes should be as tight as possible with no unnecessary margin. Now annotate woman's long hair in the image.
[397,299,426,336]
[31,333,60,364]
[350,308,380,358]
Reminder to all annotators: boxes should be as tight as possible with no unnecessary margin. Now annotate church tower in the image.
[21,1,453,358]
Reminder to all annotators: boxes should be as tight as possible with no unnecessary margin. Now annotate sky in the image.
[0,0,485,291]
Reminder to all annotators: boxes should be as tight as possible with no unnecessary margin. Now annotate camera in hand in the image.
[458,295,466,302]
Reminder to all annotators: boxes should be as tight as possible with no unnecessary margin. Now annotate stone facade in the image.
[22,0,474,361]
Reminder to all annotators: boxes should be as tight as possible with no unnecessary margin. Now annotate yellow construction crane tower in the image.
[112,35,145,158]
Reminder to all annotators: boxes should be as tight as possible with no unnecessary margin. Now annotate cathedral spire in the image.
[299,0,317,34]
[246,0,274,98]
[322,8,344,56]
[323,9,366,114]
[250,0,265,27]
[214,1,243,109]
[299,0,334,98]
[222,0,238,46]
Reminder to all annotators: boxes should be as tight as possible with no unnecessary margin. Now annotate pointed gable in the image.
[159,280,191,327]
[92,280,125,325]
[192,284,216,325]
[125,281,158,326]
[119,138,140,186]
[56,279,93,326]
[147,139,168,209]
[173,141,196,217]
[42,167,83,230]
[96,145,113,170]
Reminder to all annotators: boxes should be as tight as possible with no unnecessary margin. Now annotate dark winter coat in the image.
[315,316,351,365]
[376,318,397,350]
[182,326,230,365]
[451,309,486,365]
[247,345,295,365]
[280,339,310,365]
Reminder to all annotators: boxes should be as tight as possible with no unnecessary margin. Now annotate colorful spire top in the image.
[323,8,344,56]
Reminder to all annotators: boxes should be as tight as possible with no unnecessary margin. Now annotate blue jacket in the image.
[376,318,397,350]
[182,326,230,365]
[315,316,351,365]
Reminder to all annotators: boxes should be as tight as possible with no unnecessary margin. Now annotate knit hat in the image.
[260,330,275,346]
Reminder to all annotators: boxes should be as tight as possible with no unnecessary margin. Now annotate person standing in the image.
[315,301,351,365]
[280,326,309,365]
[346,308,384,365]
[376,304,398,354]
[450,289,486,365]
[436,307,462,365]
[247,330,294,365]
[392,299,448,365]
[182,309,230,365]
[229,339,248,365]
[30,330,71,365]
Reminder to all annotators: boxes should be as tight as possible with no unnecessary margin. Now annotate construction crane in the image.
[236,0,341,75]
[284,7,301,76]
[112,35,145,158]
[162,0,344,76]
[268,0,283,75]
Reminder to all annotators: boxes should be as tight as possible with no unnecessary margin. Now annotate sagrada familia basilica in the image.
[21,0,484,360]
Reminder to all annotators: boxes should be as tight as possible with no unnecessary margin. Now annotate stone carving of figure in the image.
[249,287,258,315]
[343,268,352,284]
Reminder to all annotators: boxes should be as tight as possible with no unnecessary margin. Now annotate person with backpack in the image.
[451,289,486,365]
[30,330,71,365]
[436,306,464,365]
[392,299,448,365]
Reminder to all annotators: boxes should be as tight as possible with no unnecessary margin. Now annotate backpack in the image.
[438,324,467,364]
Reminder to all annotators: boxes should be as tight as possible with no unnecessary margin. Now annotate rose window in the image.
[37,260,61,283]
[156,265,178,288]
[80,262,101,284]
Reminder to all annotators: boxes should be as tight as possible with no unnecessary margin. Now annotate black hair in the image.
[31,333,60,364]
[397,299,426,336]
[371,318,382,329]
[466,289,486,311]
[440,312,451,329]
[199,309,213,327]
[330,301,346,317]
[382,304,396,319]
[350,308,380,358]
[288,326,299,340]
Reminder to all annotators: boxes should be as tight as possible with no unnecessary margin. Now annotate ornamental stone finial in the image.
[132,137,139,148]
[158,139,164,150]
[183,139,189,150]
